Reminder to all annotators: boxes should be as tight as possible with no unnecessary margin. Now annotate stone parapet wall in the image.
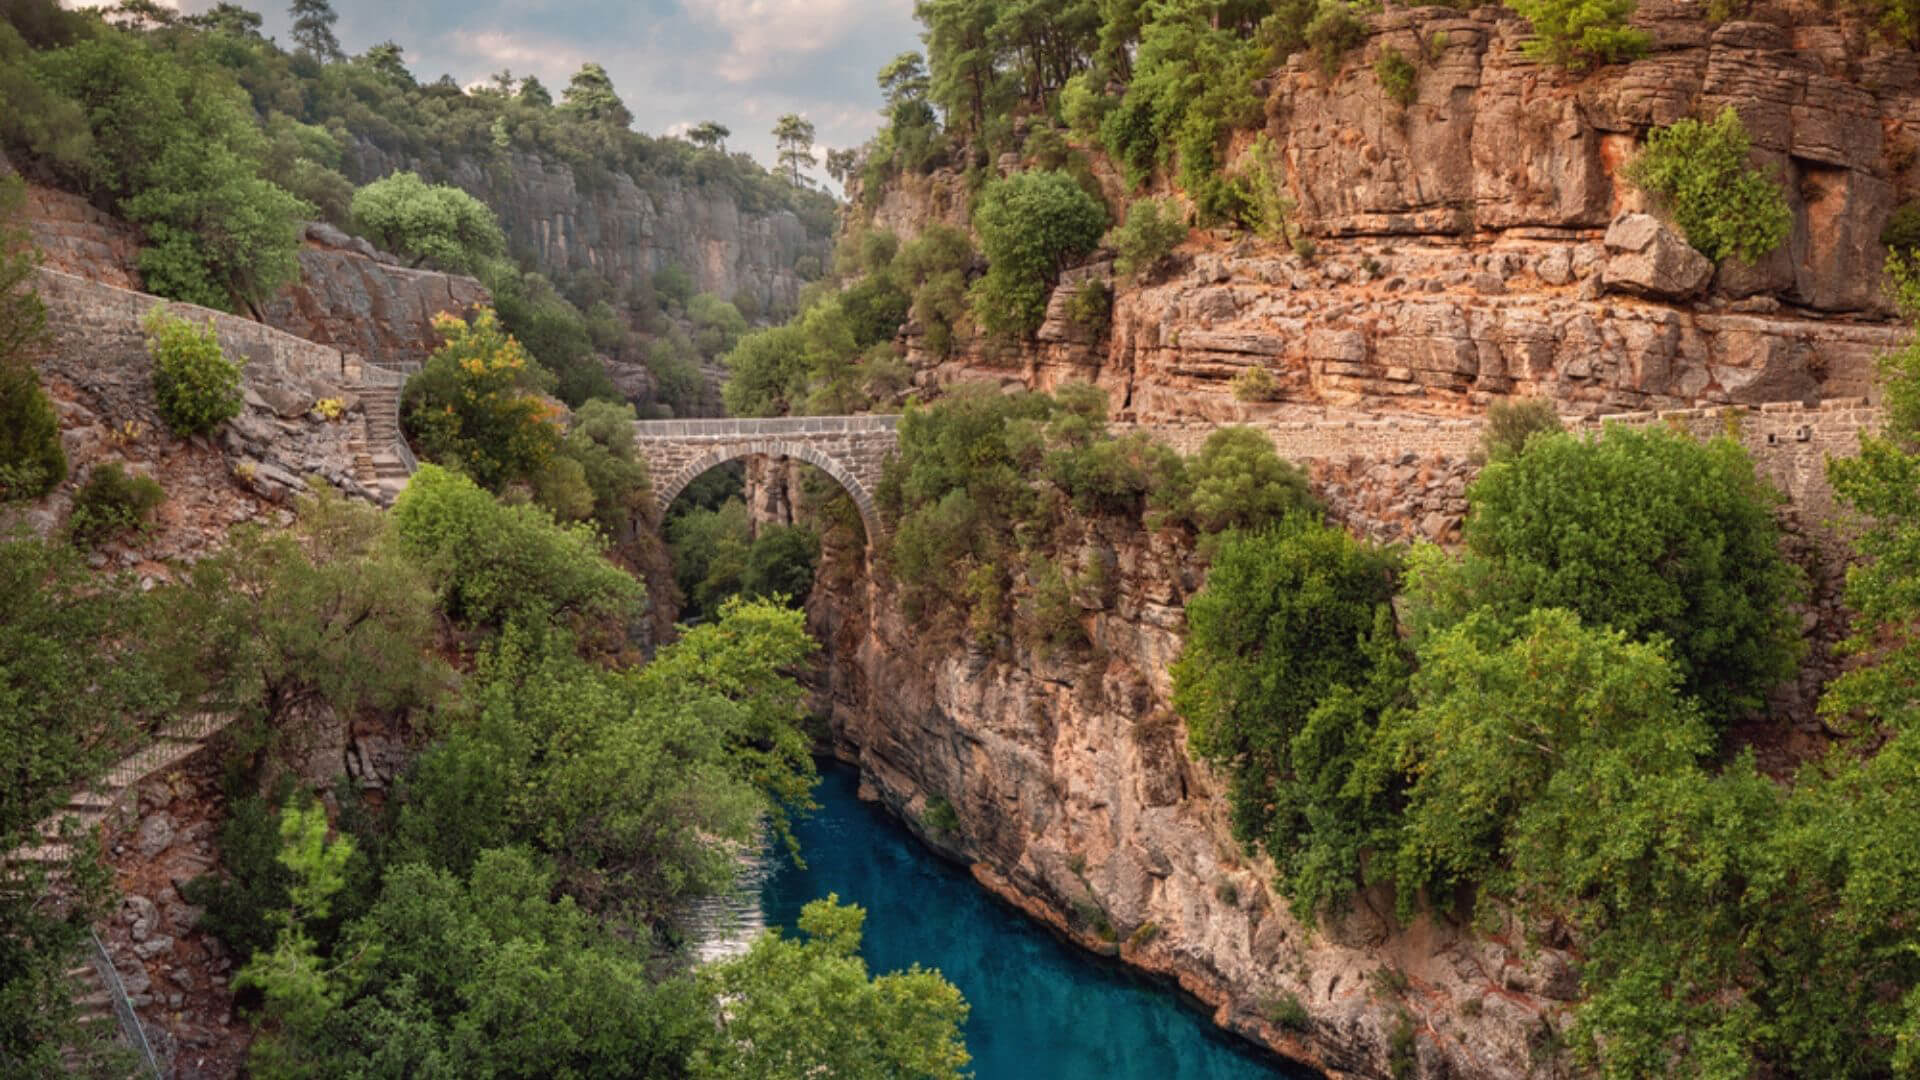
[1126,399,1880,536]
[33,268,352,387]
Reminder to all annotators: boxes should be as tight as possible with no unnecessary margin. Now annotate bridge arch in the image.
[656,442,884,541]
[631,416,900,545]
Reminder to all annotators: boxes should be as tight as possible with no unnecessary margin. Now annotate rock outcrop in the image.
[259,224,490,371]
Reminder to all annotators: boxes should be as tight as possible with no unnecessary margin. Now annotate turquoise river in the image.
[757,763,1317,1079]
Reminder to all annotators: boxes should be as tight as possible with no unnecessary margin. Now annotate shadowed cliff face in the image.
[344,145,831,317]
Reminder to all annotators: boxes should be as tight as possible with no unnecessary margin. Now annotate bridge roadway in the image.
[628,398,1876,545]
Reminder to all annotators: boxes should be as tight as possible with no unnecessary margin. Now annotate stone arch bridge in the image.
[632,415,902,540]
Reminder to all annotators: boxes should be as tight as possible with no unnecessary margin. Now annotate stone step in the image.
[15,842,72,865]
[102,738,203,790]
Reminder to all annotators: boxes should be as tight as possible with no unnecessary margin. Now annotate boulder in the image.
[1601,213,1714,300]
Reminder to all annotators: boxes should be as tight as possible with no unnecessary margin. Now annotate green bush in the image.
[401,308,562,491]
[1064,280,1112,334]
[1510,0,1651,71]
[897,224,974,360]
[25,28,309,309]
[1171,518,1400,863]
[970,170,1109,338]
[143,306,243,437]
[1108,198,1187,280]
[1425,424,1802,720]
[390,464,643,639]
[1180,426,1321,534]
[68,462,164,546]
[1265,992,1312,1032]
[350,171,505,273]
[1374,45,1417,106]
[1883,201,1920,257]
[1305,0,1370,77]
[1479,397,1563,463]
[1231,366,1282,403]
[1624,107,1791,263]
[0,364,66,501]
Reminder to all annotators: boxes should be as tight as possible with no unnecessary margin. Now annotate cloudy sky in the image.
[162,0,925,189]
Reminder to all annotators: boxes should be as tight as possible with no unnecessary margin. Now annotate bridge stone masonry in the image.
[631,415,901,539]
[629,399,1880,548]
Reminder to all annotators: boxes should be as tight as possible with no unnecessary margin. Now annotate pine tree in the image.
[773,113,816,185]
[288,0,343,61]
[560,63,632,128]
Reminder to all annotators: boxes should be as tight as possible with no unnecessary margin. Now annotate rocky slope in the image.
[345,145,830,318]
[867,0,1917,425]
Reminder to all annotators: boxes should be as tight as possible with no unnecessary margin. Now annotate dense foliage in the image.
[143,306,244,437]
[1624,107,1792,264]
[350,170,504,273]
[402,308,561,492]
[877,385,1316,644]
[390,465,644,642]
[970,170,1108,337]
[1419,424,1802,720]
[667,498,821,621]
[2,8,308,308]
[0,174,63,502]
[1509,0,1650,70]
[66,462,165,546]
[1164,403,1920,1075]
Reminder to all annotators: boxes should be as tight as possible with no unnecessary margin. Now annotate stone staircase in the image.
[7,716,225,1078]
[15,714,231,874]
[342,356,417,505]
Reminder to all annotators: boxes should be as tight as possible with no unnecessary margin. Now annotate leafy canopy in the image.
[970,170,1107,337]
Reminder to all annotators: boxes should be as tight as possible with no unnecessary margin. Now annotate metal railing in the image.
[88,929,161,1078]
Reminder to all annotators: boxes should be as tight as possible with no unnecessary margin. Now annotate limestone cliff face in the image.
[807,519,1566,1080]
[345,146,830,316]
[861,0,1919,423]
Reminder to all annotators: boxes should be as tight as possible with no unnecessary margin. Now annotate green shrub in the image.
[1231,366,1282,403]
[401,308,562,491]
[1479,397,1563,462]
[1180,426,1321,534]
[1171,518,1400,860]
[923,794,960,835]
[1108,198,1187,279]
[1883,201,1920,257]
[1265,992,1311,1032]
[1235,135,1297,242]
[1305,0,1370,77]
[0,364,65,501]
[970,171,1109,338]
[898,225,974,359]
[1624,107,1791,263]
[142,307,243,437]
[390,464,643,639]
[1510,0,1651,71]
[350,171,505,273]
[68,463,164,546]
[1426,424,1802,720]
[1375,45,1418,106]
[1064,280,1112,334]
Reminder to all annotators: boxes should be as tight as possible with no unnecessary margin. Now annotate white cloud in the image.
[688,0,867,83]
[441,28,591,81]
